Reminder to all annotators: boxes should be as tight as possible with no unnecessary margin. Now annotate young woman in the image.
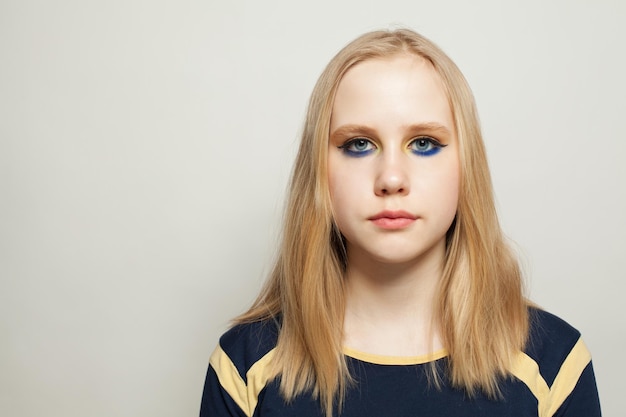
[200,29,601,417]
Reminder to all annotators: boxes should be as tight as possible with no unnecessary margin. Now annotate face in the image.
[328,54,459,266]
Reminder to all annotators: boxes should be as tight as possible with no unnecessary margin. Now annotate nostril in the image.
[380,187,405,195]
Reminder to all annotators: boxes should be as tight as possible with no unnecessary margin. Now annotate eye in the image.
[409,137,445,157]
[338,138,376,157]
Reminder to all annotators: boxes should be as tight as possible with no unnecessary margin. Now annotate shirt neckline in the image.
[342,346,448,365]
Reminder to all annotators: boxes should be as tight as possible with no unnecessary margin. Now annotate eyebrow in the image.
[330,123,453,141]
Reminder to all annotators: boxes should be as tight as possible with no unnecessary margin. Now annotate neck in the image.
[342,240,445,356]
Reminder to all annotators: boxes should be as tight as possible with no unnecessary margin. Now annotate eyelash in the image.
[337,138,376,157]
[337,137,446,157]
[409,137,446,156]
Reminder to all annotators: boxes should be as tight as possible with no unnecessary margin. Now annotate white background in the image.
[1,1,624,416]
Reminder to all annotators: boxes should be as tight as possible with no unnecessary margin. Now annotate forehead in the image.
[330,54,453,132]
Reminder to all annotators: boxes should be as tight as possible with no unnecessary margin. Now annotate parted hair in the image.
[236,28,529,417]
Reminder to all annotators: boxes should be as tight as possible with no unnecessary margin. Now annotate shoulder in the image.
[527,306,581,348]
[524,307,586,386]
[525,308,583,356]
[216,318,281,380]
[509,307,600,417]
[203,318,281,417]
[202,319,280,417]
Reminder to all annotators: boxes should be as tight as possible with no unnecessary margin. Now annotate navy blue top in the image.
[200,308,601,416]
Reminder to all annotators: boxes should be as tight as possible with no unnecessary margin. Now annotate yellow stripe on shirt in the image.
[209,345,276,417]
[509,351,550,408]
[510,337,591,417]
[543,338,591,417]
[209,346,250,415]
[246,348,276,415]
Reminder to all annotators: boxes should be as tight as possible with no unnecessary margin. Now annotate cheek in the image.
[328,166,364,234]
[328,173,352,218]
[328,167,345,219]
[424,160,460,218]
[328,162,364,203]
[442,163,460,202]
[443,165,460,218]
[328,188,351,239]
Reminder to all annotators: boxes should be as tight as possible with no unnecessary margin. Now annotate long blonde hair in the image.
[237,28,528,416]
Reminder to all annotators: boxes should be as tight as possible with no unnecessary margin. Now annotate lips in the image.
[368,210,417,229]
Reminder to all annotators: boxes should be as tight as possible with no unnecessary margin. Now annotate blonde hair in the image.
[237,28,528,416]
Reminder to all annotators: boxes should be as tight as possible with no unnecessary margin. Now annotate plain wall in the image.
[1,0,624,416]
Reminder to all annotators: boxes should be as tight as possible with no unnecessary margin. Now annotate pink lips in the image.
[368,210,417,229]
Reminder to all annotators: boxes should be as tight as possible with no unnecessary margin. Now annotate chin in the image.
[370,252,426,265]
[367,241,445,266]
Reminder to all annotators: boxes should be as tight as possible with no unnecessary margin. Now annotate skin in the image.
[328,54,459,357]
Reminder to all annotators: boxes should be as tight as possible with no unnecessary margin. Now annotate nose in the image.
[374,153,410,196]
